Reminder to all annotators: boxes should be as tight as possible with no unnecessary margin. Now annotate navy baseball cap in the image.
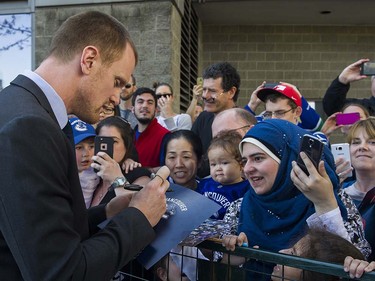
[68,117,96,145]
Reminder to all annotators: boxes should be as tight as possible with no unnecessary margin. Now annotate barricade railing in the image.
[118,239,375,281]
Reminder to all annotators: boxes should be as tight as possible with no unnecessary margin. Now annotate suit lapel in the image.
[11,75,59,125]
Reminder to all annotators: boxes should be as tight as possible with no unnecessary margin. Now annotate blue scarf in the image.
[238,119,346,251]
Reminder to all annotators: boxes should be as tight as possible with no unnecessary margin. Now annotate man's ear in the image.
[227,86,237,100]
[295,106,302,118]
[80,46,99,75]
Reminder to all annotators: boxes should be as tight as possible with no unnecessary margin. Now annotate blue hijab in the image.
[238,119,346,251]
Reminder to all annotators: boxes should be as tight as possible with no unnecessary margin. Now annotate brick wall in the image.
[201,25,375,115]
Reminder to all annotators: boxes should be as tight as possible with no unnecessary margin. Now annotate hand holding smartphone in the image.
[196,77,203,86]
[336,112,360,126]
[331,143,352,178]
[296,134,324,176]
[94,136,114,172]
[360,61,375,76]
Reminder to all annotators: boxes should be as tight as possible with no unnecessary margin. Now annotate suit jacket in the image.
[0,75,155,280]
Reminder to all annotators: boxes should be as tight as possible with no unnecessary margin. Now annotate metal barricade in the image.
[118,240,375,281]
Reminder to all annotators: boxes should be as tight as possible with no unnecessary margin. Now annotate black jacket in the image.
[0,75,154,280]
[323,76,375,116]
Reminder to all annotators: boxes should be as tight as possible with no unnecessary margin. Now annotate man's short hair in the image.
[49,11,137,66]
[132,87,157,106]
[203,62,241,102]
[233,108,258,125]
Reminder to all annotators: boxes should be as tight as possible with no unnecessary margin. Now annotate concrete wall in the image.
[34,0,182,111]
[201,25,375,114]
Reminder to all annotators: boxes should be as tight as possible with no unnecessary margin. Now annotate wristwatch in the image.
[111,176,127,188]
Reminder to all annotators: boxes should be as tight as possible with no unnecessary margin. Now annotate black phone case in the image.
[360,62,375,76]
[94,136,114,172]
[296,135,323,176]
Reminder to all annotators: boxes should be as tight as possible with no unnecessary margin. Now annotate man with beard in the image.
[0,11,170,280]
[132,87,170,169]
[119,73,138,128]
[192,62,241,177]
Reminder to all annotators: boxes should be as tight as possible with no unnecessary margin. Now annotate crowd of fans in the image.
[1,10,375,281]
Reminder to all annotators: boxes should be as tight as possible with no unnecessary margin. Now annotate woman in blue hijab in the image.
[223,119,348,280]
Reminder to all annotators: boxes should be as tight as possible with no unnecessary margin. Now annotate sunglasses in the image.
[124,83,135,89]
[157,93,172,99]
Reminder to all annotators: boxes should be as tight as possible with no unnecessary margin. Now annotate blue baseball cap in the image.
[68,117,96,145]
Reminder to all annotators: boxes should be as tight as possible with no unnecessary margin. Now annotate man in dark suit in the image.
[0,11,169,280]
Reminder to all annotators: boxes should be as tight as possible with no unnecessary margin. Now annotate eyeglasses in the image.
[101,106,115,115]
[227,124,251,134]
[124,83,135,89]
[263,108,294,119]
[157,93,172,99]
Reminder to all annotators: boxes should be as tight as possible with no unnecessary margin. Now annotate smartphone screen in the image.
[296,134,324,176]
[360,61,375,76]
[336,112,360,126]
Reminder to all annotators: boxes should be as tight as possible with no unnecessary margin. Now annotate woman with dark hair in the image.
[157,130,206,280]
[90,116,151,206]
[162,129,203,190]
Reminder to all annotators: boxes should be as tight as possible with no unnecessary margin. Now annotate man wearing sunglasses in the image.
[119,74,138,128]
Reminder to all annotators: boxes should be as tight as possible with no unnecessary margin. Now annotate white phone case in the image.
[331,143,352,177]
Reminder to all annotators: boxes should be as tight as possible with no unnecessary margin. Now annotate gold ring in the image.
[151,173,164,185]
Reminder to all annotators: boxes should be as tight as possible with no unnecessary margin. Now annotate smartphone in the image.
[336,112,360,126]
[196,77,203,86]
[331,143,352,177]
[123,184,143,191]
[360,61,375,76]
[296,134,324,176]
[94,136,114,172]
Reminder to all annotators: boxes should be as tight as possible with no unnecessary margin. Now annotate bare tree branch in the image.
[0,15,31,51]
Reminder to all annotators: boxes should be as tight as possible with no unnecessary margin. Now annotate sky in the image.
[0,13,31,89]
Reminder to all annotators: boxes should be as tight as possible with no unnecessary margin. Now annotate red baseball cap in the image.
[257,83,302,107]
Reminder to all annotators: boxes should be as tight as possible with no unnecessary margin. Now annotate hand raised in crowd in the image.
[122,158,142,174]
[192,84,203,100]
[248,81,266,112]
[91,151,123,184]
[344,256,375,279]
[291,152,338,215]
[222,232,248,251]
[321,112,342,138]
[129,166,170,227]
[338,58,369,85]
[157,95,175,118]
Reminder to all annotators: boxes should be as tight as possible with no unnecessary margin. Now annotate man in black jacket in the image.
[192,62,241,178]
[0,11,169,280]
[323,58,375,117]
